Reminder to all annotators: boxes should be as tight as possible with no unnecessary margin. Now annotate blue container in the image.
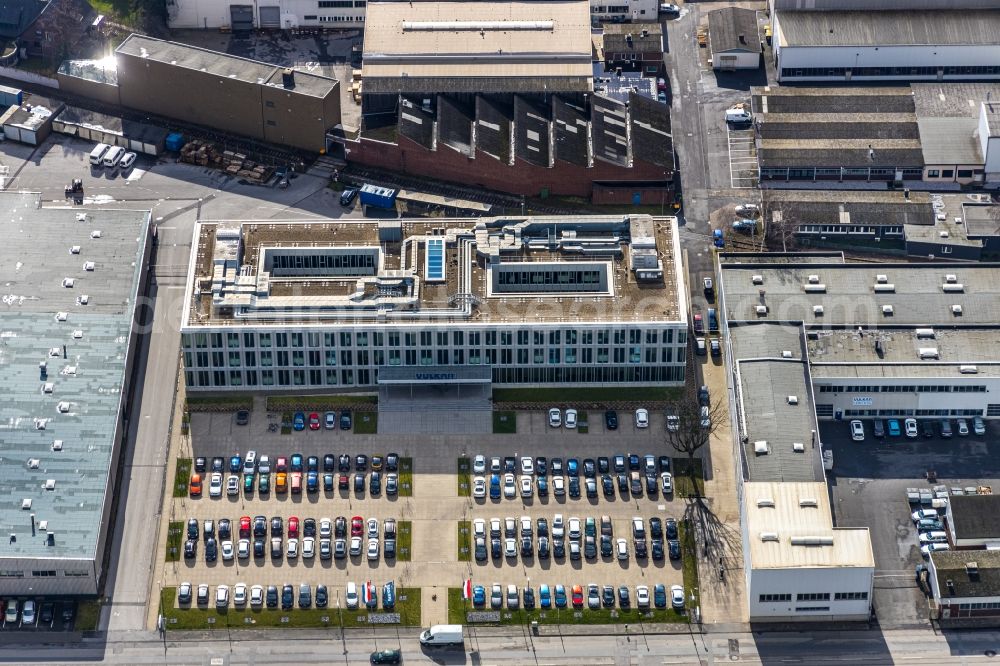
[165,132,185,152]
[359,183,397,209]
[0,85,23,108]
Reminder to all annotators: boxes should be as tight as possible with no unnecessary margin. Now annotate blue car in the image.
[539,584,551,609]
[382,581,396,610]
[293,412,306,431]
[228,455,241,474]
[306,471,319,493]
[888,419,901,437]
[566,458,579,477]
[472,585,485,607]
[537,476,548,497]
[340,411,352,430]
[654,584,667,609]
[554,585,567,609]
[291,453,304,472]
[489,474,501,499]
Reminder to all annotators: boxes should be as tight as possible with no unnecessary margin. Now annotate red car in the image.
[288,516,300,538]
[351,516,364,537]
[693,313,704,335]
[339,474,349,490]
[239,516,251,539]
[571,585,584,608]
[276,456,288,473]
[308,412,321,430]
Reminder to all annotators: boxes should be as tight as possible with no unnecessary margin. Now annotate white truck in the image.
[419,624,464,647]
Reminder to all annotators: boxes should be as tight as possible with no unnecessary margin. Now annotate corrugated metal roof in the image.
[0,193,149,559]
[709,7,762,54]
[745,482,875,570]
[917,117,983,165]
[776,9,1000,47]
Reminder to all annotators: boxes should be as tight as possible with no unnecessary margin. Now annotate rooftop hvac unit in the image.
[952,304,963,315]
[959,365,978,374]
[91,230,101,238]
[942,283,964,292]
[77,295,89,305]
[27,459,39,469]
[808,274,820,283]
[760,532,779,542]
[21,499,31,509]
[44,479,55,490]
[56,401,70,413]
[919,348,940,359]
[72,330,83,339]
[787,395,799,405]
[757,499,775,508]
[813,305,824,315]
[915,328,935,339]
[804,284,826,293]
[882,305,894,315]
[55,312,67,321]
[873,284,895,292]
[781,350,793,358]
[799,498,818,507]
[754,440,769,455]
[751,274,764,285]
[876,274,888,283]
[756,305,768,315]
[62,278,74,288]
[51,440,63,451]
[70,245,81,254]
[83,261,95,271]
[42,383,53,393]
[792,442,805,452]
[945,274,958,283]
[790,536,834,546]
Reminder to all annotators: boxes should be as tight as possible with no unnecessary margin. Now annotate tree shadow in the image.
[683,494,742,574]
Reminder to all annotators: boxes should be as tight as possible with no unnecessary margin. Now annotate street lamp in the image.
[336,596,346,655]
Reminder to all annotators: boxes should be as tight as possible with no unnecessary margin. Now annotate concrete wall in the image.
[748,566,873,621]
[261,83,340,152]
[592,182,672,205]
[56,72,121,107]
[713,50,760,70]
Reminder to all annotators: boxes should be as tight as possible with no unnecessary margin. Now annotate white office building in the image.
[180,215,687,396]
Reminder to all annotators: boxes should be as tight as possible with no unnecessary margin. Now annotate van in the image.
[725,108,752,124]
[89,143,111,166]
[103,146,126,168]
[419,624,464,647]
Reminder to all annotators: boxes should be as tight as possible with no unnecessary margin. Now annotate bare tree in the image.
[760,193,799,252]
[664,397,728,496]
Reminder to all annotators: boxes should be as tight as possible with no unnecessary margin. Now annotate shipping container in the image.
[0,85,23,108]
[359,183,398,209]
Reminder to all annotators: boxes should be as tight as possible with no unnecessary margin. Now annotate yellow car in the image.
[275,472,288,493]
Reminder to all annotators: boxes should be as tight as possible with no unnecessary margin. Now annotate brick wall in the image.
[592,182,673,205]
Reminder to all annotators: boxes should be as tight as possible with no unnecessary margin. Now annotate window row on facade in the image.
[781,66,1000,78]
[817,384,987,394]
[760,167,923,181]
[759,592,867,603]
[829,407,986,417]
[797,225,903,236]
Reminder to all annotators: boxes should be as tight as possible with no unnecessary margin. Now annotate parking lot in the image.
[161,404,694,624]
[726,124,758,189]
[825,418,1000,628]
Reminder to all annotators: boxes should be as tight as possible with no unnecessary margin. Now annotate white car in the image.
[548,408,562,427]
[249,584,264,608]
[504,538,517,557]
[119,151,137,170]
[178,581,192,604]
[302,536,316,558]
[238,538,250,559]
[490,517,502,537]
[735,203,759,216]
[958,418,970,436]
[635,408,649,428]
[919,531,948,544]
[565,409,578,429]
[616,538,628,560]
[568,517,581,540]
[912,508,939,522]
[350,536,362,556]
[636,585,650,608]
[520,515,532,535]
[367,518,379,538]
[216,585,229,608]
[974,416,986,436]
[503,473,517,498]
[552,514,565,538]
[552,475,565,496]
[346,582,359,609]
[473,455,487,474]
[905,418,918,438]
[320,518,332,538]
[473,476,486,498]
[921,542,950,557]
[21,600,35,625]
[661,472,673,495]
[243,451,257,474]
[209,472,223,497]
[490,457,502,473]
[226,475,239,496]
[520,456,534,475]
[670,584,685,609]
[233,583,247,607]
[4,600,18,624]
[367,538,380,560]
[520,475,533,498]
[473,518,486,539]
[287,538,299,558]
[221,540,234,561]
[850,420,865,441]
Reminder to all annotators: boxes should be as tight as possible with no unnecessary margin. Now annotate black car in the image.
[634,538,647,559]
[521,536,533,557]
[354,473,365,493]
[535,456,547,476]
[187,518,199,540]
[922,420,935,438]
[584,536,597,559]
[386,453,399,471]
[665,517,679,540]
[668,539,681,560]
[183,539,196,559]
[503,456,516,473]
[339,454,351,472]
[307,456,319,472]
[281,585,294,610]
[645,474,658,495]
[303,518,317,537]
[602,474,614,497]
[491,537,502,560]
[253,515,267,538]
[254,538,265,558]
[585,477,598,498]
[617,473,629,493]
[628,454,641,471]
[266,585,279,608]
[583,458,596,478]
[211,457,224,473]
[298,584,312,609]
[218,519,231,541]
[600,534,613,558]
[651,539,664,561]
[323,454,336,472]
[335,516,347,538]
[603,585,615,608]
[271,516,283,537]
[384,539,396,559]
[205,537,217,561]
[553,539,565,559]
[370,649,402,665]
[598,457,610,474]
[370,472,382,495]
[523,587,536,610]
[551,458,564,474]
[650,517,663,540]
[538,536,550,559]
[340,411,352,430]
[658,456,671,473]
[475,537,487,561]
[537,476,548,497]
[568,477,581,498]
[355,454,368,471]
[339,187,358,207]
[618,585,631,608]
[194,457,207,473]
[316,585,328,608]
[698,385,710,406]
[235,410,250,425]
[605,410,618,430]
[613,455,626,473]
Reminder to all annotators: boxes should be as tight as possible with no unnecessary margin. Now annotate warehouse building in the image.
[770,0,1000,83]
[339,0,673,200]
[180,215,688,413]
[929,550,1000,621]
[708,7,761,71]
[0,192,152,595]
[945,495,1000,549]
[52,106,169,156]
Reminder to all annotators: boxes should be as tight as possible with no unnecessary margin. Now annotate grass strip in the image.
[672,458,705,498]
[396,520,412,562]
[355,412,378,434]
[446,587,687,625]
[492,386,681,404]
[398,458,413,497]
[457,521,471,562]
[680,519,700,613]
[185,395,252,412]
[165,521,183,563]
[266,395,377,412]
[75,599,102,631]
[492,411,517,434]
[457,457,471,497]
[173,458,192,498]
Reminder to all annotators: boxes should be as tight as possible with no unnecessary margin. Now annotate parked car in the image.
[565,409,578,429]
[904,418,918,438]
[958,418,970,436]
[605,410,618,430]
[850,420,865,441]
[941,419,953,438]
[974,416,987,436]
[635,408,649,428]
[548,408,562,427]
[873,419,885,438]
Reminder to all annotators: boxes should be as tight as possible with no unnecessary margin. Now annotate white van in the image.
[419,624,464,646]
[725,107,752,124]
[89,143,111,166]
[103,146,126,168]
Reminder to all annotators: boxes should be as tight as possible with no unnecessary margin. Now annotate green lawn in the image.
[355,412,378,434]
[672,458,705,498]
[445,587,687,626]
[266,395,377,412]
[457,520,471,562]
[457,458,471,497]
[492,410,517,434]
[398,457,413,497]
[281,411,293,435]
[75,600,102,631]
[165,521,184,563]
[161,586,420,630]
[493,387,681,404]
[397,520,412,562]
[680,520,700,612]
[577,410,589,434]
[173,458,192,498]
[185,394,252,411]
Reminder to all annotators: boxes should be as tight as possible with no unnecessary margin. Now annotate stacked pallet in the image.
[179,141,274,182]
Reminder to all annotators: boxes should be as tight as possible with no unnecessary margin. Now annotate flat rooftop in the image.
[720,260,1000,327]
[775,10,1000,48]
[184,215,684,327]
[931,550,1000,599]
[0,193,149,560]
[917,117,982,165]
[116,34,337,98]
[963,203,1000,238]
[730,324,825,483]
[744,482,874,570]
[912,83,1000,119]
[808,327,1000,368]
[762,190,935,227]
[362,0,593,92]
